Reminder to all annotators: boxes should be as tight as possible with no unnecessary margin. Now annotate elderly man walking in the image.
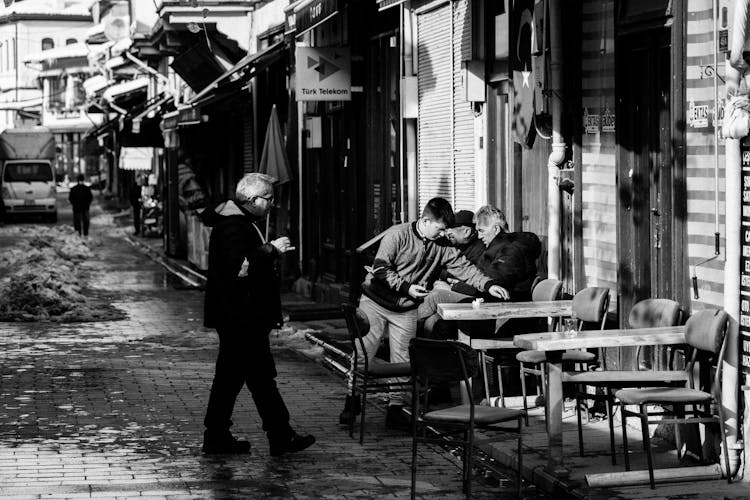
[202,172,315,457]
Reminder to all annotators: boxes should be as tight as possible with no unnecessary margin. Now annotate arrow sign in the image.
[295,47,351,101]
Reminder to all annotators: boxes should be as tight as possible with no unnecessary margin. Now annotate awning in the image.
[294,0,340,38]
[85,116,118,139]
[24,42,89,64]
[83,75,110,96]
[0,98,43,110]
[119,147,153,171]
[132,94,173,123]
[186,41,286,105]
[102,77,149,102]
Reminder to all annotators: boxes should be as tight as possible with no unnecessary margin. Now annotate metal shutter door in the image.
[452,0,474,210]
[417,5,452,210]
[243,104,254,173]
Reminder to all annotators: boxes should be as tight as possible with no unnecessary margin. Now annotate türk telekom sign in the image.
[295,47,351,101]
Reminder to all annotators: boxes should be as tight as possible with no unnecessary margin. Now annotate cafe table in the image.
[437,300,573,403]
[513,325,687,476]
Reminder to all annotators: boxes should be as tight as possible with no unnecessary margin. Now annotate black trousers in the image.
[204,327,293,442]
[73,209,90,236]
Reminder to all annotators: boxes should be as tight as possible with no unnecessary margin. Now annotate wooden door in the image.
[616,29,673,330]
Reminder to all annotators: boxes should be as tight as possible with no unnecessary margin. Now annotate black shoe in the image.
[202,431,251,455]
[385,405,411,430]
[269,432,316,457]
[338,395,362,425]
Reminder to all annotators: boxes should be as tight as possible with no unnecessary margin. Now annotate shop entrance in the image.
[616,28,674,329]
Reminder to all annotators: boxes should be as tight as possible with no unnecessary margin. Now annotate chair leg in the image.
[621,406,631,471]
[480,351,491,404]
[359,383,368,445]
[606,396,617,465]
[673,405,684,462]
[517,417,523,497]
[410,420,418,500]
[640,405,656,489]
[465,429,474,500]
[519,363,529,426]
[718,403,732,484]
[496,365,506,408]
[576,394,585,457]
[461,430,469,491]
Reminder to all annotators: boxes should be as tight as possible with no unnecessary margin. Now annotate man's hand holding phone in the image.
[408,284,430,299]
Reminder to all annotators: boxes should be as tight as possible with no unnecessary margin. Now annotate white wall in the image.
[248,0,289,54]
[0,19,93,91]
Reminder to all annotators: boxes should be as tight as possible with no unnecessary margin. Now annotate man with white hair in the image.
[202,172,315,457]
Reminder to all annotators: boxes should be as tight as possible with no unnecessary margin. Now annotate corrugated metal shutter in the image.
[243,103,254,173]
[452,0,474,210]
[417,4,452,210]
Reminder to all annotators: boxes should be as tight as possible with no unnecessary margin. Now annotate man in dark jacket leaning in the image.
[202,172,315,457]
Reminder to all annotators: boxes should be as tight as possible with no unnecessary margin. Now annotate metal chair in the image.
[516,286,609,426]
[409,338,524,499]
[572,298,684,464]
[616,309,730,488]
[515,278,563,423]
[341,303,412,444]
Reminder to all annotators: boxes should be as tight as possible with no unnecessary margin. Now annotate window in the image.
[41,38,54,50]
[65,38,77,45]
[12,38,16,69]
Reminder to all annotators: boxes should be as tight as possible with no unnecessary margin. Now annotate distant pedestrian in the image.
[68,174,92,237]
[129,176,143,236]
[201,172,315,457]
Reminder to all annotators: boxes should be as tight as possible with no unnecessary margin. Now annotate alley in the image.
[0,209,521,499]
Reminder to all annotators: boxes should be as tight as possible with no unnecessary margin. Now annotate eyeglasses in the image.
[256,194,274,202]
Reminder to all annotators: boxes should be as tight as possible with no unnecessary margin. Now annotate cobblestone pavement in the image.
[0,215,528,499]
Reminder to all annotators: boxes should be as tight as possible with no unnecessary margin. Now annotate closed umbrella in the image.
[258,105,292,239]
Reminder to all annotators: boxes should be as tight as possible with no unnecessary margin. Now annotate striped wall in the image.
[686,0,726,309]
[580,0,618,306]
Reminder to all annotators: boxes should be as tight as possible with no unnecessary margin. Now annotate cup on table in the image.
[563,318,578,338]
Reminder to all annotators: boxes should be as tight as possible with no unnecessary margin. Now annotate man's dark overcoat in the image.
[203,200,282,332]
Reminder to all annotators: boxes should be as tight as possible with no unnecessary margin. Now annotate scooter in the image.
[140,197,163,237]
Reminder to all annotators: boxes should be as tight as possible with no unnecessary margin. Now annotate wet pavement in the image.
[0,201,528,499]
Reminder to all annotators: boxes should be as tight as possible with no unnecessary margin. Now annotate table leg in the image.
[545,351,569,477]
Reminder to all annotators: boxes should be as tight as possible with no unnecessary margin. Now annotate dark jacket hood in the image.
[199,200,261,227]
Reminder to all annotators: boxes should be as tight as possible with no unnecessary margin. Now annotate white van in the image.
[2,160,57,222]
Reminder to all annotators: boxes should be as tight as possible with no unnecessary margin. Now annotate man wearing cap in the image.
[417,209,484,339]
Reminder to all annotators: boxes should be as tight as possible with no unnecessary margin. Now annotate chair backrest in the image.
[628,298,683,329]
[685,309,729,355]
[572,286,610,329]
[531,278,563,302]
[342,303,371,361]
[409,338,479,385]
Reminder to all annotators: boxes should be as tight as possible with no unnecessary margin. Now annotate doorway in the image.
[616,27,674,326]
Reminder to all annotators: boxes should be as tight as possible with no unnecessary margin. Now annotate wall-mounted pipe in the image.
[546,0,565,281]
[720,0,749,480]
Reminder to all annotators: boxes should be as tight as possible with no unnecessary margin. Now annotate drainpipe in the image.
[722,0,749,480]
[546,0,565,280]
[403,4,418,220]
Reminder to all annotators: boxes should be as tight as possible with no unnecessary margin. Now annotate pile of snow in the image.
[0,226,126,322]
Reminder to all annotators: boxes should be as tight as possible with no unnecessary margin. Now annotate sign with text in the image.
[295,47,351,101]
[741,142,750,372]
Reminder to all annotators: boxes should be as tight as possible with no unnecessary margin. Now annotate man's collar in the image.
[412,220,428,241]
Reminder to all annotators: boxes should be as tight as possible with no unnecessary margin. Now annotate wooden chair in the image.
[409,338,524,499]
[616,309,730,488]
[515,278,563,423]
[571,298,685,464]
[341,303,412,444]
[516,286,609,426]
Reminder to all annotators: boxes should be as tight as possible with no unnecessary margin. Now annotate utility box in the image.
[304,116,322,148]
[401,76,418,119]
[461,60,485,103]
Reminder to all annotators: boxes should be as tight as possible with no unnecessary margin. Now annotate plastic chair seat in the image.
[616,387,713,405]
[423,404,524,425]
[355,362,412,378]
[516,349,595,364]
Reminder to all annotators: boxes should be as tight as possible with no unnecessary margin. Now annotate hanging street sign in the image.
[740,142,750,373]
[295,47,351,101]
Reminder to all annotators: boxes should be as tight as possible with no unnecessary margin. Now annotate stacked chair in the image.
[341,303,412,444]
[409,338,524,499]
